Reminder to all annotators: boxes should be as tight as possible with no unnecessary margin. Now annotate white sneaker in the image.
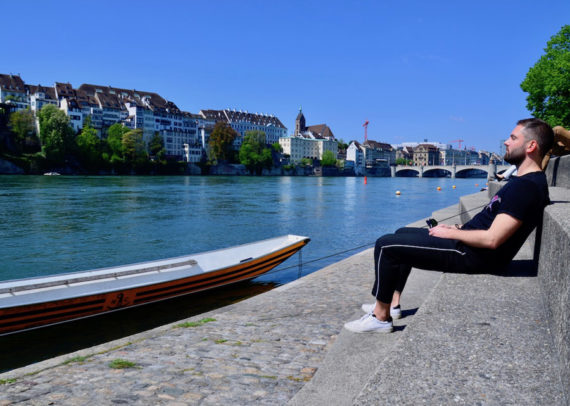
[344,313,393,333]
[361,303,402,320]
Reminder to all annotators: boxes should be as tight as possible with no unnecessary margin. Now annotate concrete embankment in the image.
[1,156,568,405]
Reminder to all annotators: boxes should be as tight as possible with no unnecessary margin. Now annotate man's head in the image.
[504,118,554,165]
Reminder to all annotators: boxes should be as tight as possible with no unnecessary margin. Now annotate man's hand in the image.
[428,224,457,239]
[428,214,522,249]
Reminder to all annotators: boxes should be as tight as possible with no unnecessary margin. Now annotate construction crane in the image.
[363,120,369,142]
[450,139,464,149]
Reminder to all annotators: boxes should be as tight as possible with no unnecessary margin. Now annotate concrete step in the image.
[353,239,566,405]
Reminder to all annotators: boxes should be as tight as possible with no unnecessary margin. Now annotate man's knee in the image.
[374,233,393,259]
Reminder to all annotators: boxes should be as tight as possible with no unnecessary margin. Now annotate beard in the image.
[504,144,525,165]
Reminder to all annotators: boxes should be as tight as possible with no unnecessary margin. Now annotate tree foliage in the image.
[9,109,35,142]
[395,157,413,165]
[209,122,237,163]
[320,150,336,167]
[521,25,570,128]
[336,139,349,150]
[76,117,101,170]
[106,123,130,161]
[9,109,38,152]
[122,129,147,163]
[301,157,313,166]
[239,130,273,174]
[38,104,75,165]
[149,132,166,160]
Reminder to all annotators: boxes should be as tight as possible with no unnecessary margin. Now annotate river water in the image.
[0,175,487,371]
[0,175,486,284]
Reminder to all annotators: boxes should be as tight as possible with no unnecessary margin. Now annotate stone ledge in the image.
[538,186,570,402]
[354,244,565,405]
[545,155,570,188]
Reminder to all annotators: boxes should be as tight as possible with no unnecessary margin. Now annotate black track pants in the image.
[372,227,486,304]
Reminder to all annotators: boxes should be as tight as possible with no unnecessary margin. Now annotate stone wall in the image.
[0,158,25,174]
[537,186,570,399]
[545,155,570,188]
[538,154,570,400]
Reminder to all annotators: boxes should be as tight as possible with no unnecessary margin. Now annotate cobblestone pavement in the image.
[0,250,375,405]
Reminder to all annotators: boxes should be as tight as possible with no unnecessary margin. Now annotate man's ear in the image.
[526,139,539,153]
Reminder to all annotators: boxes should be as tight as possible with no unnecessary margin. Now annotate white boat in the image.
[0,235,310,335]
[43,172,61,176]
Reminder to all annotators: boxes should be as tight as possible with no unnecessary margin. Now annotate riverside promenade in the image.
[1,157,568,405]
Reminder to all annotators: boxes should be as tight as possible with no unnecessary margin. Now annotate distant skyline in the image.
[2,1,569,153]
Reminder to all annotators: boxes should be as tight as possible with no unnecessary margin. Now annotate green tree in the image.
[337,139,349,150]
[395,157,412,165]
[121,129,147,164]
[148,132,166,160]
[239,130,273,175]
[301,157,313,166]
[321,150,336,167]
[209,122,237,163]
[9,109,37,152]
[521,25,570,128]
[76,117,101,171]
[38,104,75,165]
[105,123,130,164]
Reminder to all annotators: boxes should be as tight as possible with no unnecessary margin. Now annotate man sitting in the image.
[345,118,554,333]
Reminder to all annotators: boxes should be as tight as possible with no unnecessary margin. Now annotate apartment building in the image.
[28,85,57,112]
[346,139,395,174]
[413,144,439,166]
[0,73,285,162]
[0,74,29,110]
[279,136,337,163]
[199,109,287,149]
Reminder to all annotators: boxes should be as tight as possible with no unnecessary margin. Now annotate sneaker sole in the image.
[343,324,394,334]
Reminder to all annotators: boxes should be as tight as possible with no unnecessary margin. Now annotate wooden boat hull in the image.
[0,235,309,335]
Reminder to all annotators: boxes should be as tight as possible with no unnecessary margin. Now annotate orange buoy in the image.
[395,190,401,196]
[364,176,367,185]
[452,185,456,189]
[437,186,441,191]
[475,183,479,187]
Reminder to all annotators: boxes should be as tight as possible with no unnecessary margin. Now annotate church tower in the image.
[295,107,306,136]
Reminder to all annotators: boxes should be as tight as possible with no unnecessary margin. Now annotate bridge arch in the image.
[395,168,420,177]
[423,167,452,178]
[455,168,488,178]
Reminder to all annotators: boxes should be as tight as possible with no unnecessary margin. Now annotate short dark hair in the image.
[517,118,554,158]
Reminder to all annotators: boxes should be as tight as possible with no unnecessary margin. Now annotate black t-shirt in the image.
[462,171,550,267]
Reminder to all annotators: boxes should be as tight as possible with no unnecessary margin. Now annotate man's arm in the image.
[428,213,522,249]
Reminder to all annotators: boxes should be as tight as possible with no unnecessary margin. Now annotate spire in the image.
[295,106,306,136]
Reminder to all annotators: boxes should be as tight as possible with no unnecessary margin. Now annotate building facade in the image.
[199,109,287,149]
[279,108,338,164]
[0,74,29,110]
[413,144,439,166]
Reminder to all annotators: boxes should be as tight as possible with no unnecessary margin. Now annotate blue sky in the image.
[3,1,569,152]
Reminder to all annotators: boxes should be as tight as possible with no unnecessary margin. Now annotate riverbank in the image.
[0,156,491,178]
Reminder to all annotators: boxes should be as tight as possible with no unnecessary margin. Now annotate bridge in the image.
[390,163,510,179]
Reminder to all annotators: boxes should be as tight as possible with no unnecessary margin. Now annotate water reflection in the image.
[1,175,477,282]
